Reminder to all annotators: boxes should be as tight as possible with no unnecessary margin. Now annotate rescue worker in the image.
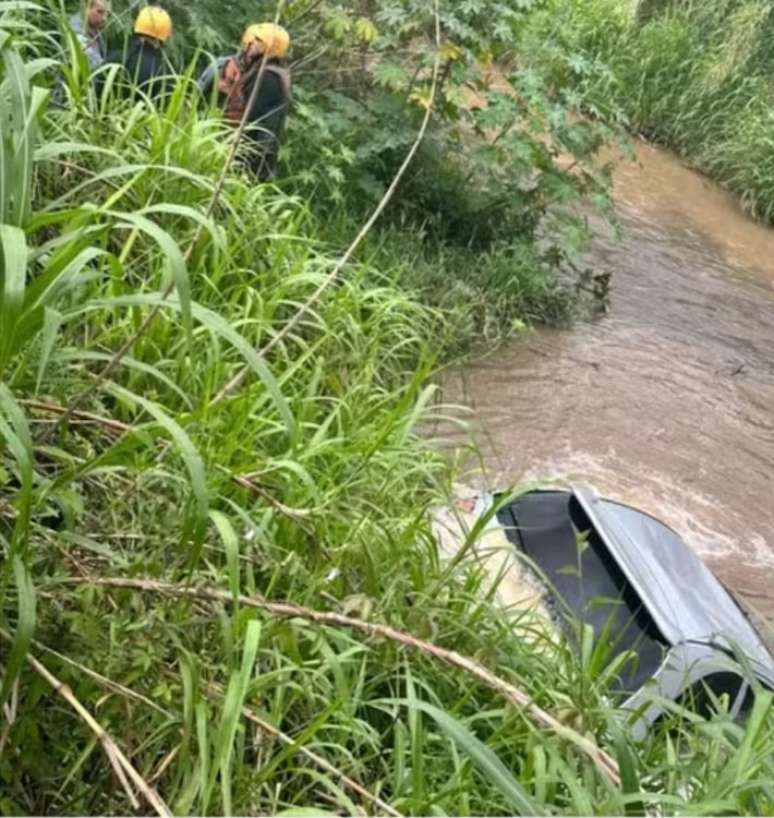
[69,0,108,69]
[53,0,108,106]
[197,23,291,180]
[105,6,173,102]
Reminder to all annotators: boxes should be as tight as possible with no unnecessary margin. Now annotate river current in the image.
[440,141,774,631]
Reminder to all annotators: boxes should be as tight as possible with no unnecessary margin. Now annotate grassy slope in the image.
[1,9,774,817]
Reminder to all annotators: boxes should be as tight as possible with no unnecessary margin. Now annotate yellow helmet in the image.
[241,23,290,58]
[134,6,172,43]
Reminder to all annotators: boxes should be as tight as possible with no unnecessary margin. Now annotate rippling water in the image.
[440,141,774,627]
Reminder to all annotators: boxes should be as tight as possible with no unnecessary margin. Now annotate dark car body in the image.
[493,487,774,737]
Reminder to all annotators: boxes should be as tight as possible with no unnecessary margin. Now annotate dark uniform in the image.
[104,36,169,102]
[198,56,291,180]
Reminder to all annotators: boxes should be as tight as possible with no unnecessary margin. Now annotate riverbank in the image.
[520,0,774,222]
[0,14,618,814]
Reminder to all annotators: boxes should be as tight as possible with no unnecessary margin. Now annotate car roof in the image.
[573,486,774,684]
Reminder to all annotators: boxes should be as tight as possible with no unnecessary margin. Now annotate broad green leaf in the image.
[372,60,410,90]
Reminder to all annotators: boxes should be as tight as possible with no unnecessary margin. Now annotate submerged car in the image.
[434,486,774,737]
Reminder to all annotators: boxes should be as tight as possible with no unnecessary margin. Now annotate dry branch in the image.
[68,576,622,785]
[232,474,313,524]
[0,631,171,817]
[33,639,173,718]
[21,400,132,437]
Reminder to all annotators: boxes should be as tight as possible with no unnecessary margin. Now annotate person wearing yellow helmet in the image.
[197,22,292,180]
[104,6,174,102]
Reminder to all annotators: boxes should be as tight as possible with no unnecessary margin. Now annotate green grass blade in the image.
[386,698,544,816]
[210,509,240,608]
[1,557,36,703]
[108,211,192,344]
[80,293,297,440]
[107,383,208,552]
[0,383,33,554]
[208,619,260,815]
[196,700,211,814]
[34,307,63,394]
[0,224,27,371]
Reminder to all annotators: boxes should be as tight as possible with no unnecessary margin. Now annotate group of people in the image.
[64,0,292,180]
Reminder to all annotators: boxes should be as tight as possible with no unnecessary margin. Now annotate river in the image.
[440,140,774,633]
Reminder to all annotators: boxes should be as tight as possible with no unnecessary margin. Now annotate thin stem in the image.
[63,576,622,785]
[210,0,445,404]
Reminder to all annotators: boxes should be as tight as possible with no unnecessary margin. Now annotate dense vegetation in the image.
[522,0,774,221]
[2,0,774,815]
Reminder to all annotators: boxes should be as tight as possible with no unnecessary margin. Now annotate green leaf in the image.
[386,698,543,816]
[57,350,192,408]
[372,61,411,90]
[354,17,378,43]
[107,210,192,344]
[0,225,27,371]
[140,203,225,254]
[1,557,36,703]
[107,383,208,552]
[0,44,44,227]
[208,619,260,815]
[210,509,240,608]
[727,690,773,788]
[196,701,211,813]
[35,307,64,394]
[78,294,297,441]
[0,383,33,554]
[324,12,353,39]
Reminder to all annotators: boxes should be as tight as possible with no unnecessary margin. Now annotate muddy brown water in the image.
[440,141,774,631]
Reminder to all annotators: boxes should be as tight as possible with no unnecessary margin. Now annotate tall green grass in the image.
[2,6,774,816]
[522,0,774,220]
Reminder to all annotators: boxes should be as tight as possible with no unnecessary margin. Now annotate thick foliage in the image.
[52,0,617,330]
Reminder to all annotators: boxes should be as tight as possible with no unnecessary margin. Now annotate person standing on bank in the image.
[197,23,291,181]
[53,0,108,106]
[69,0,109,69]
[104,6,173,102]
